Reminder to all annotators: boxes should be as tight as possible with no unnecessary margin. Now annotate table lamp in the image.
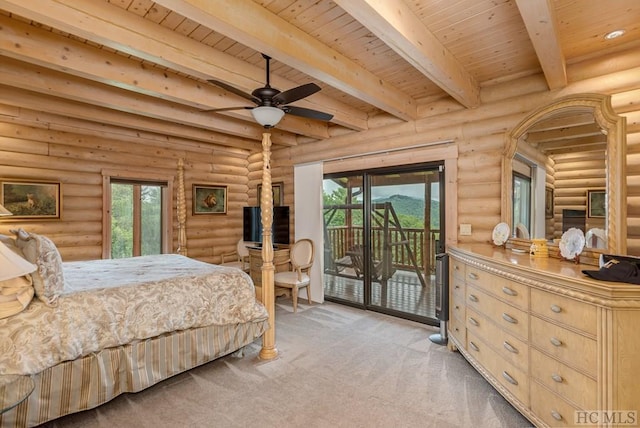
[0,203,11,216]
[0,241,36,281]
[0,203,37,280]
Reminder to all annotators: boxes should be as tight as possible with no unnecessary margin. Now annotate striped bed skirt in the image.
[0,319,268,427]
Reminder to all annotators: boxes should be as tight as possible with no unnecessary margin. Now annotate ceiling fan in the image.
[204,54,333,128]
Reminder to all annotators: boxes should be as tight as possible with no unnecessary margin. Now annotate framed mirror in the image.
[501,93,627,254]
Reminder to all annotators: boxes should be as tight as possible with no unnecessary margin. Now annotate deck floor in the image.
[323,268,436,319]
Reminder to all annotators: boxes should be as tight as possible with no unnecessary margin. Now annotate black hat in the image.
[583,259,640,285]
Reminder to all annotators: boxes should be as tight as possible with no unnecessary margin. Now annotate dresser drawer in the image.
[530,348,597,409]
[450,293,466,324]
[466,307,528,371]
[530,316,597,376]
[449,313,466,346]
[531,381,581,427]
[531,288,597,336]
[466,266,529,310]
[451,276,465,302]
[450,258,466,281]
[467,331,529,406]
[466,285,528,340]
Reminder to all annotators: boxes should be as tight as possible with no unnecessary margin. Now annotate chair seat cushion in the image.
[274,271,310,287]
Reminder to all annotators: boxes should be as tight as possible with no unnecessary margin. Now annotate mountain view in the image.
[372,194,440,229]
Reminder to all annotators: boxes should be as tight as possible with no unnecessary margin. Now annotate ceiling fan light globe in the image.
[252,106,285,127]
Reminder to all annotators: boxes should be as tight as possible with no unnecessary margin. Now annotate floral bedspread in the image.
[0,254,268,375]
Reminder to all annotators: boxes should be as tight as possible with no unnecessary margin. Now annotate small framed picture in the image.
[545,187,554,219]
[257,182,284,206]
[192,184,227,214]
[0,179,61,220]
[587,189,606,218]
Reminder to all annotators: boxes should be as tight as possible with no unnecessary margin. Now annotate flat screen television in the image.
[243,206,290,246]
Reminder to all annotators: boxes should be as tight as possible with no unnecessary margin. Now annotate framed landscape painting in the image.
[545,187,554,219]
[193,184,227,214]
[587,189,606,218]
[0,179,61,220]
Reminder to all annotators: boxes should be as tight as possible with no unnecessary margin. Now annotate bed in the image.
[0,134,280,427]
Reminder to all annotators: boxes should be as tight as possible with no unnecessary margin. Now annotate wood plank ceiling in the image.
[0,0,638,148]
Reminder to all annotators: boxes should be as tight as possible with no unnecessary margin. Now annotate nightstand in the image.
[0,374,35,414]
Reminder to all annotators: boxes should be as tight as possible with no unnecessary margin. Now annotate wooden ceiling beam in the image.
[515,0,567,89]
[535,135,607,152]
[0,57,298,145]
[0,15,328,140]
[335,0,480,109]
[0,0,366,132]
[526,123,603,143]
[0,86,260,151]
[154,0,417,121]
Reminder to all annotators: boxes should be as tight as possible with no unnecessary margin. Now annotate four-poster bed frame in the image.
[176,132,278,359]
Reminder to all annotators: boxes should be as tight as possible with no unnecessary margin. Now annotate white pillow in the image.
[0,275,34,319]
[11,229,64,307]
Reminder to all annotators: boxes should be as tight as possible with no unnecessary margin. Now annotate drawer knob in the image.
[468,272,479,280]
[468,294,479,302]
[502,286,518,296]
[551,373,564,383]
[503,341,519,354]
[455,305,460,310]
[551,410,563,421]
[550,304,562,313]
[469,341,480,351]
[502,371,518,386]
[454,265,460,271]
[502,313,518,324]
[468,317,479,326]
[550,337,563,347]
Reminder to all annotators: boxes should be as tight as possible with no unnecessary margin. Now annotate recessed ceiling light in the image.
[604,29,626,40]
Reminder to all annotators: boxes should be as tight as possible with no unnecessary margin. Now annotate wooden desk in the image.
[248,246,290,303]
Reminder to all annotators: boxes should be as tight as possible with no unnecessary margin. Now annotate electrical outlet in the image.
[460,223,472,236]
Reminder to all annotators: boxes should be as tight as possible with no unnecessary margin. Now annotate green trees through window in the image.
[110,182,163,259]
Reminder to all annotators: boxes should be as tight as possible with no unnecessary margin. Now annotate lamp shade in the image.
[0,241,36,282]
[0,204,12,216]
[251,106,285,128]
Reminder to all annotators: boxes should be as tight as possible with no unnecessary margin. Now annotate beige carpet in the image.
[44,301,533,428]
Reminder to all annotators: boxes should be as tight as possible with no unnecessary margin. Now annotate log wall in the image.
[272,63,640,254]
[550,152,606,240]
[0,115,255,263]
[1,56,640,259]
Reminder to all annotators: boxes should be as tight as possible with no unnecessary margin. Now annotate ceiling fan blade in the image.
[207,79,260,104]
[200,106,253,113]
[273,83,321,105]
[283,105,333,121]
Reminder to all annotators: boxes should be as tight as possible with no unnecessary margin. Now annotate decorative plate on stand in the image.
[492,222,510,246]
[559,227,585,261]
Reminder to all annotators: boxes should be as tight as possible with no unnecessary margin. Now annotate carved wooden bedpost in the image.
[176,158,187,256]
[259,133,278,360]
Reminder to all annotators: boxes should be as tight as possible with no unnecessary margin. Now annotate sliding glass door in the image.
[323,163,444,324]
[323,173,365,305]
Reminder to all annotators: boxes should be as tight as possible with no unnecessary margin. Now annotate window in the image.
[512,172,531,234]
[102,171,172,259]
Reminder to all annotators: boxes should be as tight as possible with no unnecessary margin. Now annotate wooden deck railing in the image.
[325,226,440,273]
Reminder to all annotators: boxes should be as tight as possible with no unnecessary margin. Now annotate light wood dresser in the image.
[448,244,640,427]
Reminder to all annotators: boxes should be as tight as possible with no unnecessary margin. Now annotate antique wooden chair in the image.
[220,239,251,272]
[274,238,314,312]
